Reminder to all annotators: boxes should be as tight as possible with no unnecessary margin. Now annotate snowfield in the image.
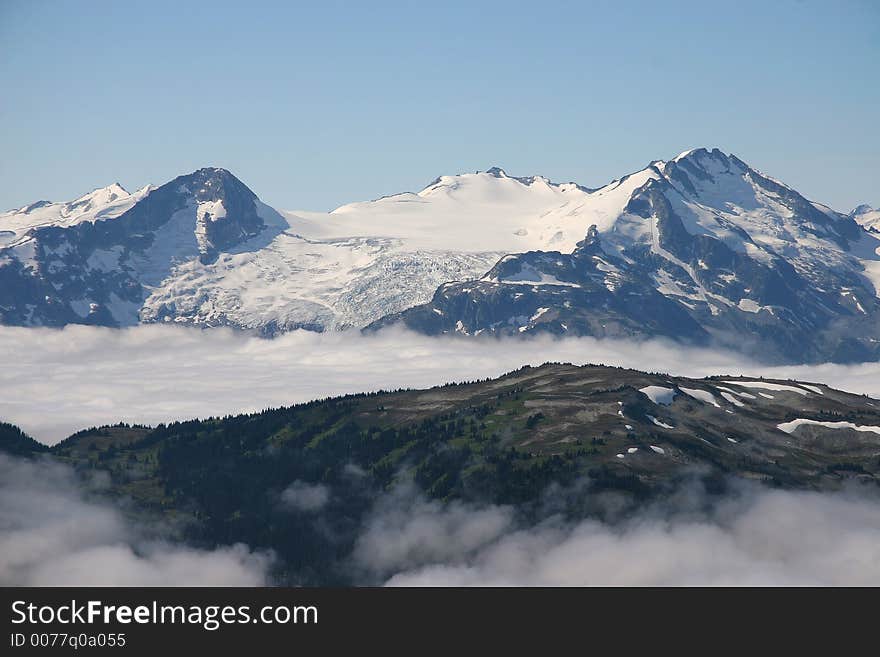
[285,167,596,253]
[0,183,148,240]
[777,419,880,435]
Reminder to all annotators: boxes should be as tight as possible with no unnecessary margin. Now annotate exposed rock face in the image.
[0,168,274,326]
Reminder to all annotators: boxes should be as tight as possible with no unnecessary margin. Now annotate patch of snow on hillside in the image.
[738,298,763,313]
[717,385,757,400]
[719,391,745,407]
[639,385,676,405]
[647,415,674,429]
[488,263,580,287]
[722,380,810,396]
[777,419,880,435]
[530,307,550,322]
[680,387,721,407]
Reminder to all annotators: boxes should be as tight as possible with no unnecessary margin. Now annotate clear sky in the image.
[1,0,877,213]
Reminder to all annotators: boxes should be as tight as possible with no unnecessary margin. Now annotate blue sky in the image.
[1,0,877,212]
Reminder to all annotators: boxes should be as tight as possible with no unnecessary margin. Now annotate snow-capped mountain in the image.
[138,167,606,332]
[2,149,880,362]
[0,168,520,331]
[372,148,880,363]
[0,168,283,326]
[0,183,144,246]
[852,204,880,232]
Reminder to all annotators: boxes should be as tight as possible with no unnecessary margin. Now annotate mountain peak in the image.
[65,183,131,213]
[418,166,553,196]
[672,147,703,161]
[182,167,242,185]
[192,166,234,176]
[169,167,256,203]
[851,204,880,231]
[669,147,736,166]
[72,182,129,200]
[17,200,53,214]
[98,182,127,195]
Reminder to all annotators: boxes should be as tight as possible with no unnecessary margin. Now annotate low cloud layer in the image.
[0,454,271,586]
[2,325,879,445]
[4,452,880,586]
[355,482,880,586]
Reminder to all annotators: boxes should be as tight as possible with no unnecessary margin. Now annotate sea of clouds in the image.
[1,324,879,445]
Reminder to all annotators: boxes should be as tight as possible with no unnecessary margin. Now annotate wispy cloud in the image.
[356,480,880,586]
[1,324,878,445]
[0,453,272,586]
[281,481,331,512]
